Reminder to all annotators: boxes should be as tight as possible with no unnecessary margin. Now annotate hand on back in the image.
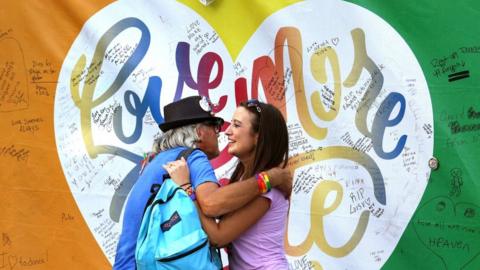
[265,167,292,199]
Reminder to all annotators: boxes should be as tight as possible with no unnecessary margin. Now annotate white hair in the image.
[153,124,199,153]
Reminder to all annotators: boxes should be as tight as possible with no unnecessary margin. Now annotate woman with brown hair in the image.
[165,99,290,269]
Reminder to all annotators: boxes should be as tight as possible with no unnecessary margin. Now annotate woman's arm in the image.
[196,197,270,247]
[164,158,272,246]
[195,167,289,217]
[164,155,291,217]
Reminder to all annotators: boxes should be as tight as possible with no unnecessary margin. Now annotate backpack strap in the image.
[142,183,162,215]
[161,147,198,181]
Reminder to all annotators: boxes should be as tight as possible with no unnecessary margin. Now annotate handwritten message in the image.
[105,43,138,66]
[92,218,119,260]
[2,233,12,247]
[28,59,56,83]
[186,20,219,55]
[10,118,43,135]
[91,101,120,132]
[288,123,313,154]
[440,105,480,149]
[0,36,29,111]
[0,61,28,111]
[0,250,49,269]
[431,52,464,77]
[413,197,480,269]
[0,144,29,162]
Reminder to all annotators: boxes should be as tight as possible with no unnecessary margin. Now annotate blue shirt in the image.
[113,147,218,270]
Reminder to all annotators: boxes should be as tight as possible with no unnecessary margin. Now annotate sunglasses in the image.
[245,99,262,113]
[203,120,222,133]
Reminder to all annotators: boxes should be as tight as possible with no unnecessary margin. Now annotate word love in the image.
[71,17,406,163]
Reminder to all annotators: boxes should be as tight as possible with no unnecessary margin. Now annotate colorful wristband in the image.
[256,173,268,194]
[260,172,272,192]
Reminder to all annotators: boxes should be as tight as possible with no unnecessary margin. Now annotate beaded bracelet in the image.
[182,185,196,201]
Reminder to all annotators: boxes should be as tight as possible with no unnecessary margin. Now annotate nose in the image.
[225,122,232,136]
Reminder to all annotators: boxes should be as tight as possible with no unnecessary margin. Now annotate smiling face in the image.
[225,106,259,165]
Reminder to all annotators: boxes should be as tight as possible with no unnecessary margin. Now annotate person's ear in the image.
[196,125,205,141]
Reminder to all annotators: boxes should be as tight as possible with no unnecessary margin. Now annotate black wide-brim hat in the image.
[159,96,224,132]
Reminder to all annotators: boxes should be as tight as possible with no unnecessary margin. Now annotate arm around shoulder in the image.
[195,166,291,217]
[195,179,259,217]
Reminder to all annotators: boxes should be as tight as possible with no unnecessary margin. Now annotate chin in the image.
[226,147,236,157]
[206,151,219,160]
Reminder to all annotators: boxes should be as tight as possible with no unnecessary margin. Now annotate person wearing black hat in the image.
[113,96,292,270]
[155,95,225,160]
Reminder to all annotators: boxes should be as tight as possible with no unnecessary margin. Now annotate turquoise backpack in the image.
[135,148,221,270]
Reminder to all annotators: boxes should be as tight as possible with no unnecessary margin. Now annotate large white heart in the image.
[54,0,433,269]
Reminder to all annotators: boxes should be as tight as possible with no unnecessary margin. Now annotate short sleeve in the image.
[261,188,282,203]
[187,150,219,189]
